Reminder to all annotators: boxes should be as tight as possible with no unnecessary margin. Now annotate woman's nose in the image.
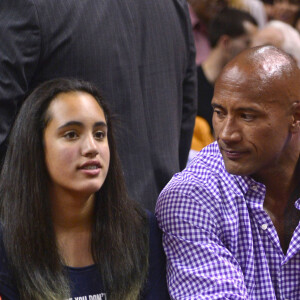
[81,134,99,157]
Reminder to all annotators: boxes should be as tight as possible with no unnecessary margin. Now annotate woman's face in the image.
[44,91,110,198]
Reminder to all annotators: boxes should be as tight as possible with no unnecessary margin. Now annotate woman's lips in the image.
[78,161,101,175]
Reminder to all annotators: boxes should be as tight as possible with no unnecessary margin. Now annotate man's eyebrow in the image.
[235,107,261,113]
[211,103,261,113]
[211,103,223,109]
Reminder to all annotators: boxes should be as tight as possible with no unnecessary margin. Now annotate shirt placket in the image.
[278,199,300,300]
[248,183,300,299]
[246,183,284,256]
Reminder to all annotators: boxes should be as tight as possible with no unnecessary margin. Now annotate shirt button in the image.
[261,224,268,230]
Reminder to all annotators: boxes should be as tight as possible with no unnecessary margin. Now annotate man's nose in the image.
[219,117,242,143]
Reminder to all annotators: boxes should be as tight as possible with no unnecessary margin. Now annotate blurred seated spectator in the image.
[251,20,300,67]
[241,0,268,27]
[293,9,300,32]
[188,0,228,65]
[263,0,299,25]
[196,8,258,134]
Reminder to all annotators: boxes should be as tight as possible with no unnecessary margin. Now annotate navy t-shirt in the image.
[0,212,170,299]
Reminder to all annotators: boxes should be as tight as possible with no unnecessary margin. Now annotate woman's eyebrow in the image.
[58,121,83,130]
[57,121,108,130]
[94,121,107,128]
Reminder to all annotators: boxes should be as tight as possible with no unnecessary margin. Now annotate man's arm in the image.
[0,0,40,161]
[178,0,198,170]
[156,188,249,299]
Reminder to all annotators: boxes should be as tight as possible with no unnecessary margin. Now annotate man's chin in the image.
[223,163,250,176]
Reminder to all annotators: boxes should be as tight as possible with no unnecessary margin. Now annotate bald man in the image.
[156,45,300,299]
[251,20,300,68]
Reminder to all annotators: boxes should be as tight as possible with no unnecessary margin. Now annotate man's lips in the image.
[221,148,248,159]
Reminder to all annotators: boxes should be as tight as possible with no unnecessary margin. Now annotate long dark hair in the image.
[0,78,149,299]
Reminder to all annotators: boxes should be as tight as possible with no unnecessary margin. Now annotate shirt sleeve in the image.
[0,0,41,158]
[156,186,249,300]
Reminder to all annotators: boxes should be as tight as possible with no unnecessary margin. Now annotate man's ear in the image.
[290,101,300,133]
[218,35,230,50]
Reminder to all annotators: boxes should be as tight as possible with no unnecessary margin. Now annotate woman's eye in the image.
[63,131,78,139]
[94,131,106,140]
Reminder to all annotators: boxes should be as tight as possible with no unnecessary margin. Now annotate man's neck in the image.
[258,155,300,253]
[263,162,300,254]
[259,156,299,207]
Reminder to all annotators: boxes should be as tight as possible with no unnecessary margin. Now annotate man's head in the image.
[208,8,258,63]
[251,20,300,68]
[188,0,228,24]
[212,46,300,181]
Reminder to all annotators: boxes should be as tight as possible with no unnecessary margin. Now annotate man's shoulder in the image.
[181,142,227,188]
[190,141,223,170]
[155,143,248,235]
[157,142,244,205]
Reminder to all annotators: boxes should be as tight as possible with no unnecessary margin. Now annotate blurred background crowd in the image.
[188,0,300,161]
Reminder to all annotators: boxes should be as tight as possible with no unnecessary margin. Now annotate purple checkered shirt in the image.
[156,142,300,300]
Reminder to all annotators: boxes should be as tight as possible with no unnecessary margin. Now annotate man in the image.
[197,7,258,133]
[156,45,300,299]
[251,20,300,68]
[189,7,258,161]
[263,0,299,26]
[0,0,197,211]
[188,0,228,65]
[240,0,267,28]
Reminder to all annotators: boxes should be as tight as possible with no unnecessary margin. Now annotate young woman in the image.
[0,78,169,300]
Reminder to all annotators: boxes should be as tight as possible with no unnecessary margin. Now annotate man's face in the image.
[212,63,294,181]
[251,27,284,49]
[189,0,227,23]
[227,21,258,61]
